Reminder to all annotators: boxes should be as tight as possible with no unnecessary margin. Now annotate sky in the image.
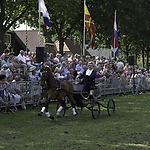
[15,23,33,30]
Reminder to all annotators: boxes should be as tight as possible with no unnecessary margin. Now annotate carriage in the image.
[39,65,115,119]
[56,83,116,119]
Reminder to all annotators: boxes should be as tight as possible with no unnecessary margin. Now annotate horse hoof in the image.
[73,112,78,116]
[49,116,54,120]
[38,112,42,116]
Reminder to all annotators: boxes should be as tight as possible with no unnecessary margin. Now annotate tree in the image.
[0,0,33,54]
[1,0,150,63]
[41,0,83,54]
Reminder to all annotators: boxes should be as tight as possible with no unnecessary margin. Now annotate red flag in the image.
[89,21,96,48]
[85,4,91,30]
[111,11,119,56]
[84,4,96,48]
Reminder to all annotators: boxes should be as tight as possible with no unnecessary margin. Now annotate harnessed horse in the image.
[38,65,77,119]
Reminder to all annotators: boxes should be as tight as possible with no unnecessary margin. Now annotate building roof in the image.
[14,31,91,56]
[15,30,45,52]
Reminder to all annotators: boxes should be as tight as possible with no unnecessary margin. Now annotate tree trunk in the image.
[146,46,149,71]
[0,0,6,54]
[142,48,145,68]
[59,38,64,55]
[125,45,129,63]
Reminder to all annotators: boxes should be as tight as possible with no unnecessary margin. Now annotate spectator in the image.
[0,74,7,98]
[17,50,28,75]
[28,66,40,81]
[25,51,33,67]
[0,49,10,61]
[0,74,11,112]
[12,75,23,82]
[0,64,12,78]
[59,61,69,77]
[47,53,54,64]
[54,53,61,64]
[1,55,10,68]
[116,60,125,73]
[75,60,84,75]
[54,67,66,80]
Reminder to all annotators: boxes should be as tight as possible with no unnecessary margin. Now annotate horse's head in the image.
[40,65,50,87]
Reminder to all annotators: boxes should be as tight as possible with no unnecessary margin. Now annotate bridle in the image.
[40,67,50,89]
[40,66,60,90]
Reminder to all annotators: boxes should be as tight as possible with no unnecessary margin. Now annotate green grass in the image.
[0,93,150,150]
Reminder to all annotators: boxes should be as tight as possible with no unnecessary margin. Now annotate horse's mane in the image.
[42,65,59,87]
[45,65,53,76]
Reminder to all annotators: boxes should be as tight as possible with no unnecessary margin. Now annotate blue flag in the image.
[112,11,119,57]
[39,0,50,29]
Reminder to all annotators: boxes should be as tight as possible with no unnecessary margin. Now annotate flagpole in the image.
[25,20,28,51]
[113,10,116,58]
[82,0,86,56]
[38,0,41,46]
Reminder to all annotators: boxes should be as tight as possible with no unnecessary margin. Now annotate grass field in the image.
[0,93,150,150]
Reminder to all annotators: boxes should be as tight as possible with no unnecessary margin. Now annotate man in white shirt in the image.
[53,53,61,64]
[17,50,27,64]
[17,50,28,75]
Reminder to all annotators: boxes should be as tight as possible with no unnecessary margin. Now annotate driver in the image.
[80,61,97,93]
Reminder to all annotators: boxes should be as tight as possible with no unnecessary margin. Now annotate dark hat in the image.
[0,74,6,80]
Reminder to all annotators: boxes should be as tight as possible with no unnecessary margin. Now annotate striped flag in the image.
[39,0,50,29]
[84,4,96,48]
[112,11,119,57]
[85,4,91,30]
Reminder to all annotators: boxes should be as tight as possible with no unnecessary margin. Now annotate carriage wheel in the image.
[80,93,90,100]
[56,103,66,118]
[107,99,115,116]
[91,101,100,119]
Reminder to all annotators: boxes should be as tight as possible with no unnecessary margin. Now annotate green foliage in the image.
[43,0,82,53]
[0,0,150,58]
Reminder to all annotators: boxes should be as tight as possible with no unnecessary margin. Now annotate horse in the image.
[38,65,77,119]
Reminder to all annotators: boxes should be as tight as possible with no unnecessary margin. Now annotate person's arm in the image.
[78,70,85,79]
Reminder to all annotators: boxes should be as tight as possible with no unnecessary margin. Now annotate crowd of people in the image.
[1,48,149,83]
[0,49,40,82]
[0,48,150,111]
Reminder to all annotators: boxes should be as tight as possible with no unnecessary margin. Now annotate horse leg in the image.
[44,99,54,120]
[56,98,65,117]
[38,99,54,120]
[38,106,45,116]
[68,95,77,116]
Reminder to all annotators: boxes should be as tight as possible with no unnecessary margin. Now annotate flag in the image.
[89,21,96,48]
[84,4,96,48]
[85,4,91,30]
[112,11,119,57]
[39,0,50,29]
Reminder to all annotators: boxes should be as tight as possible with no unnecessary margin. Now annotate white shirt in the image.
[54,57,60,63]
[116,61,124,70]
[17,54,27,64]
[86,69,93,76]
